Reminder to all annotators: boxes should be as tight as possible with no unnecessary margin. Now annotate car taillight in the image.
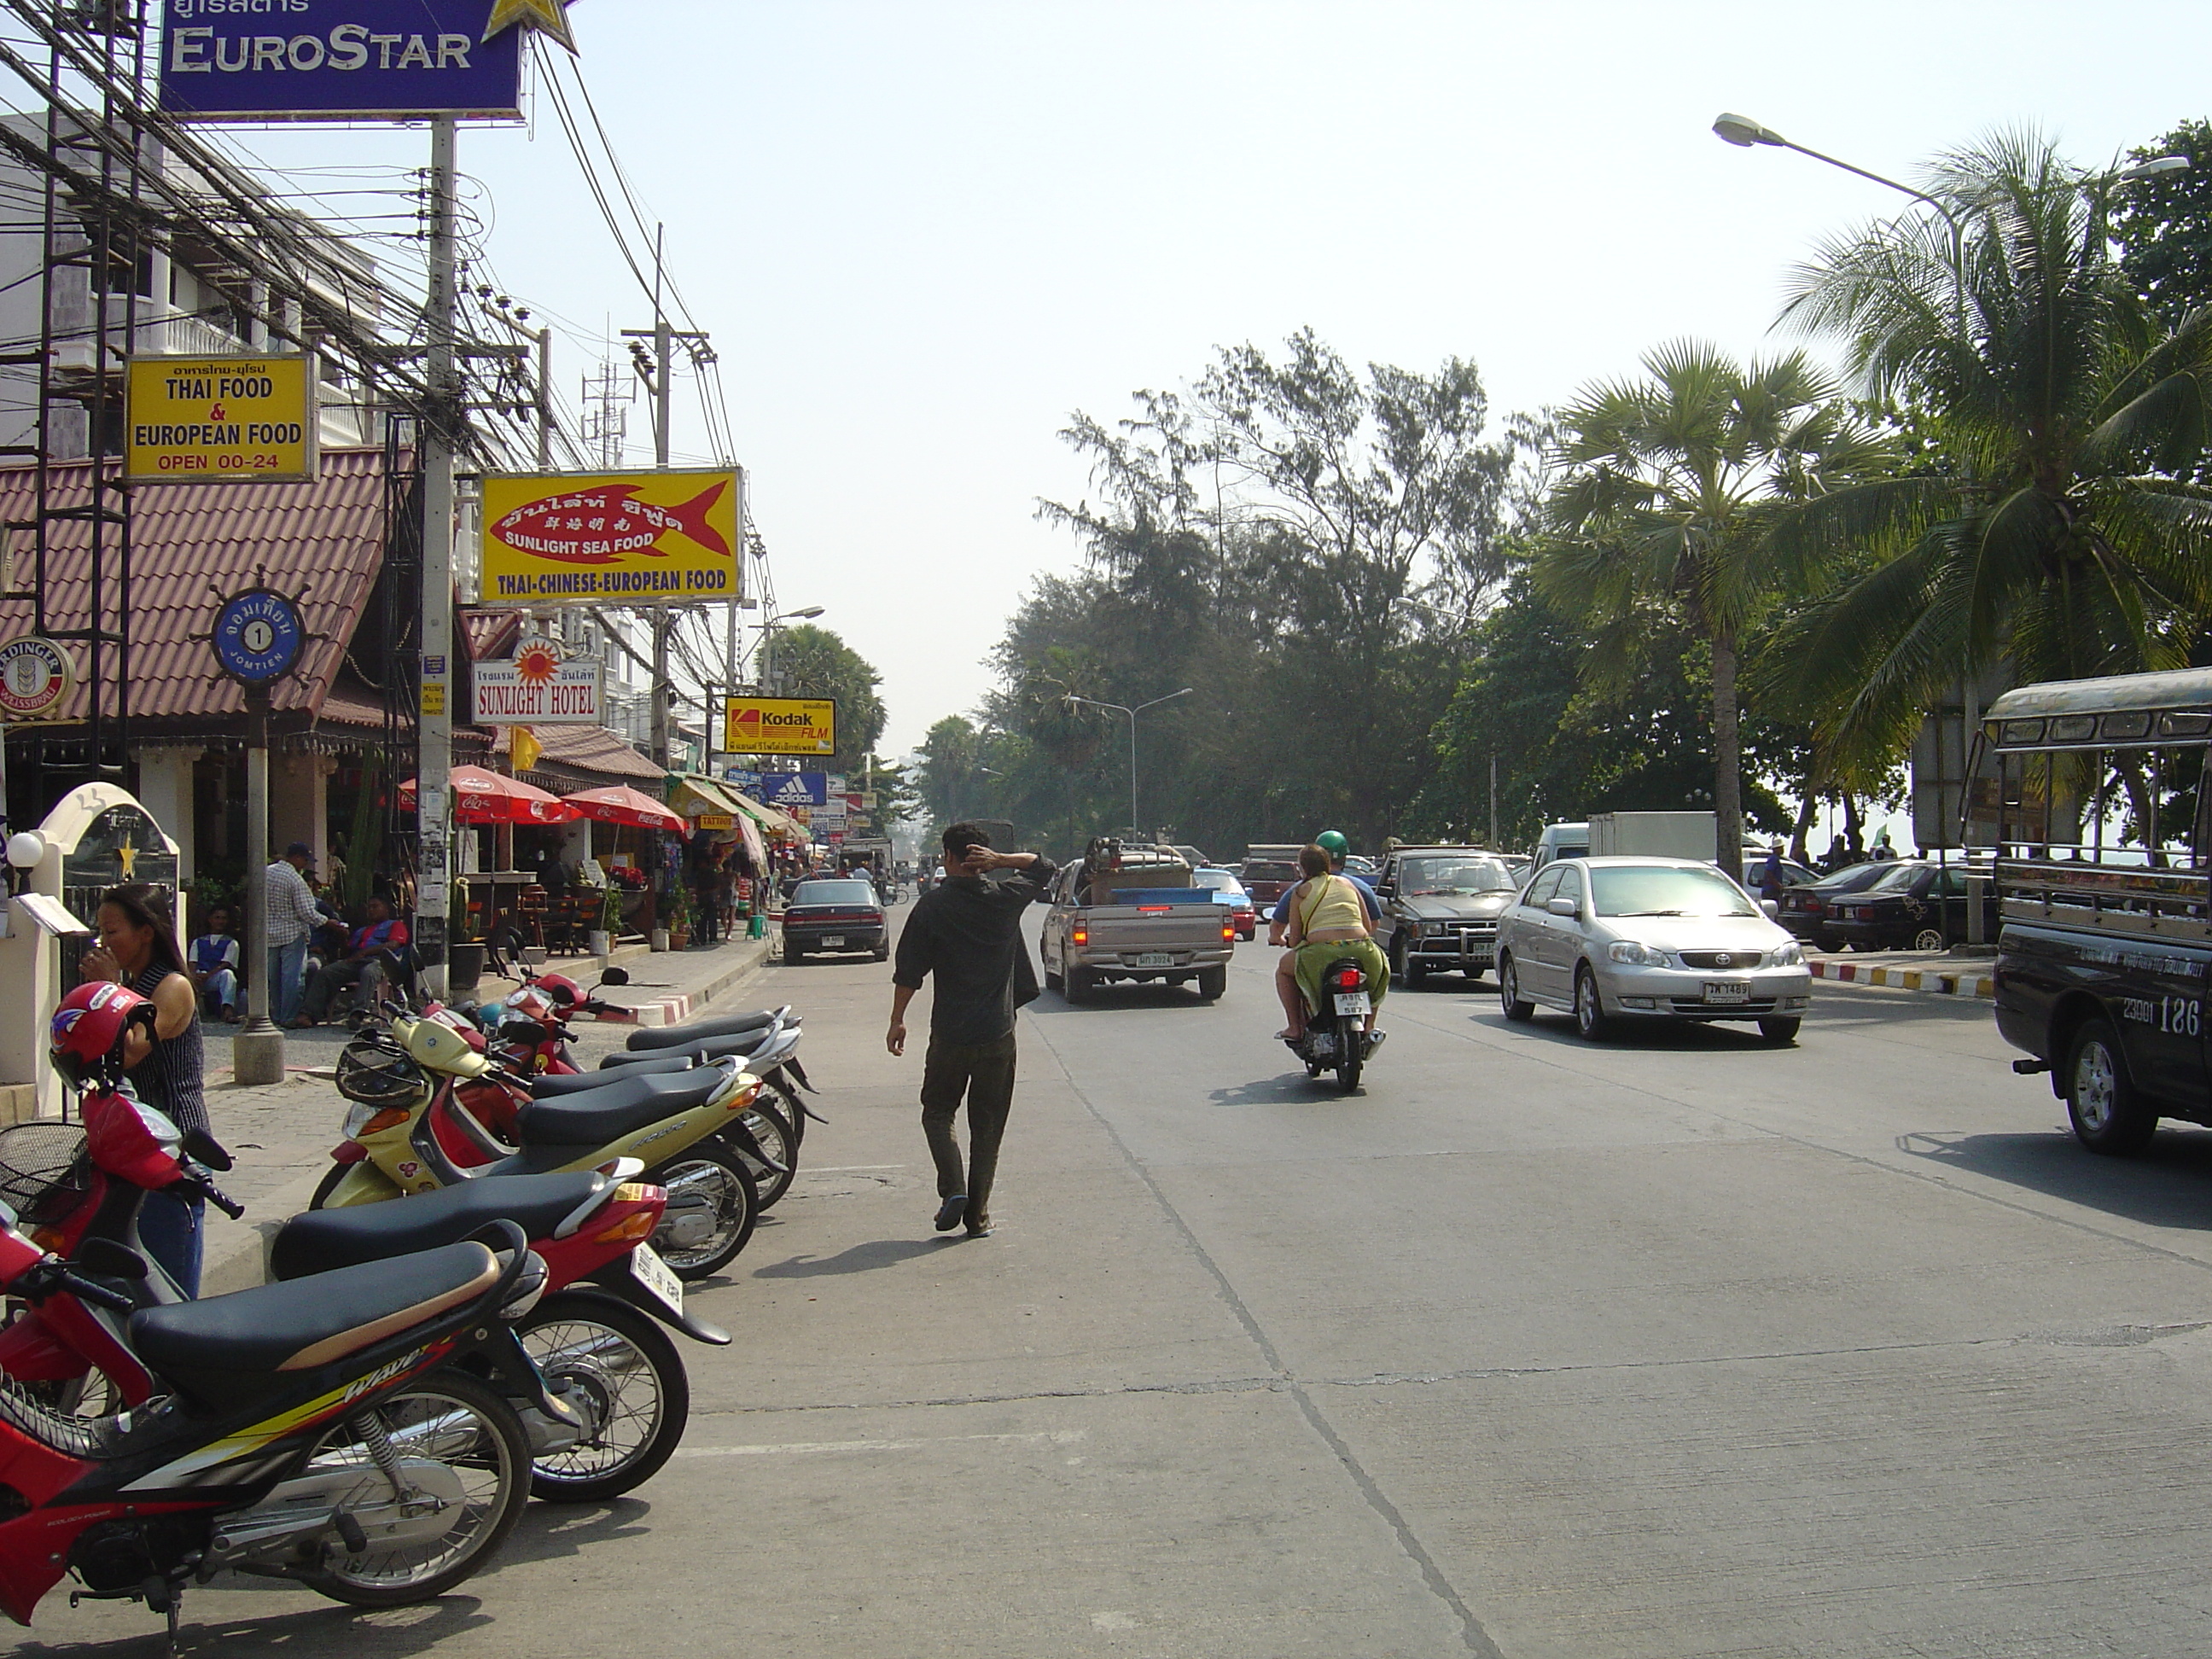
[1335,967,1362,988]
[1072,923,1089,947]
[1223,921,1236,942]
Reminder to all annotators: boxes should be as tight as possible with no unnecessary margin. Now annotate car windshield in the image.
[1589,865,1759,918]
[1400,859,1514,895]
[1192,870,1245,894]
[1243,862,1299,882]
[792,881,876,906]
[1865,863,1928,893]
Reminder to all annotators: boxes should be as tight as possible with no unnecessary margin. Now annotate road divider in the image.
[1811,957,1994,999]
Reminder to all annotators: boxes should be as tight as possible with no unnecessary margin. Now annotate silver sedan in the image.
[1494,856,1813,1045]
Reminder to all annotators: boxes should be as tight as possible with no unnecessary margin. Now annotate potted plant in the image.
[587,884,617,958]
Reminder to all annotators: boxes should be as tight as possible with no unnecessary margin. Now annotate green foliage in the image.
[768,624,887,775]
[2117,119,2212,331]
[1769,128,2212,767]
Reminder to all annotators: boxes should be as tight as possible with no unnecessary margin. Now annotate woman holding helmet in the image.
[73,882,210,1292]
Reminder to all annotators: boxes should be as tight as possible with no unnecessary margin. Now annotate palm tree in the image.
[1536,341,1891,871]
[1766,129,2212,769]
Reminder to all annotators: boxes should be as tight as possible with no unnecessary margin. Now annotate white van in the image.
[1528,822,1590,876]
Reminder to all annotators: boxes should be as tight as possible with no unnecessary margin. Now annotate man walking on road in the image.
[888,822,1057,1239]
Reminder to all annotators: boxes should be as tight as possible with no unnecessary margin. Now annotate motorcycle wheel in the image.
[764,1070,809,1155]
[521,1293,690,1503]
[731,1096,797,1208]
[308,1161,349,1211]
[300,1370,529,1608]
[1334,1022,1363,1092]
[647,1142,760,1278]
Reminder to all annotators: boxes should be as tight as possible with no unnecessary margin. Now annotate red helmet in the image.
[83,1088,185,1191]
[50,982,153,1089]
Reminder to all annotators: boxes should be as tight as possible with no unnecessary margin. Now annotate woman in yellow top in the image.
[1276,842,1387,1039]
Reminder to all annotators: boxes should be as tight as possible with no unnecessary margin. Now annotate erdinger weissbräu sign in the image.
[159,0,577,123]
[479,470,740,607]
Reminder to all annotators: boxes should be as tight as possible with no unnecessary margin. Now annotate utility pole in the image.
[1489,753,1499,851]
[620,226,713,775]
[535,323,553,469]
[415,114,461,994]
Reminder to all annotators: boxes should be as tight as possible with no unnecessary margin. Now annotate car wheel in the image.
[1912,927,1946,952]
[1196,966,1226,1001]
[1757,1016,1801,1045]
[1499,955,1534,1023]
[1388,937,1407,985]
[1406,953,1428,987]
[2066,1017,2158,1155]
[1572,965,1610,1042]
[1064,966,1092,1005]
[1814,932,1842,954]
[1044,963,1063,992]
[783,943,806,964]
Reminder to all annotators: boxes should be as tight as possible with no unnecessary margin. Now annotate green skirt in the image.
[1295,937,1388,1012]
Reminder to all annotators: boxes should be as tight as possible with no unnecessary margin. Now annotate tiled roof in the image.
[0,449,388,725]
[494,721,663,789]
[462,608,523,661]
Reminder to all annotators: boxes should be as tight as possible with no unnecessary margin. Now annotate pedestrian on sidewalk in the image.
[78,882,209,1295]
[886,822,1057,1240]
[264,842,321,1026]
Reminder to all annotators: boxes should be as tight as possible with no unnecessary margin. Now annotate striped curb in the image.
[1810,958,1994,999]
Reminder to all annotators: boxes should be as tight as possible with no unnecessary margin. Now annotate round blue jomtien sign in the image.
[212,589,305,684]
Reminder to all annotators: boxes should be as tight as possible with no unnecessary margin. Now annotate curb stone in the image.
[1811,958,1994,1000]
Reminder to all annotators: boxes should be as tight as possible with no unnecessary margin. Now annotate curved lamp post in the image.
[1065,689,1194,837]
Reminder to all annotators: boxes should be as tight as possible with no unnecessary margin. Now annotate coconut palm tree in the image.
[1766,129,2212,768]
[1535,341,1892,872]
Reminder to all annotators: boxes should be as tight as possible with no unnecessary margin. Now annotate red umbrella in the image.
[397,765,579,825]
[561,785,688,834]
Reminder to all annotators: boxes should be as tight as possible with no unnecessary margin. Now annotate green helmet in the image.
[1315,830,1350,860]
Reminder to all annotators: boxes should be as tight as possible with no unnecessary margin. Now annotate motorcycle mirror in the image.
[181,1128,234,1173]
[79,1237,148,1281]
[597,967,630,987]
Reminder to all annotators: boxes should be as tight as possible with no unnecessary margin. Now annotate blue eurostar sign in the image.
[160,0,526,122]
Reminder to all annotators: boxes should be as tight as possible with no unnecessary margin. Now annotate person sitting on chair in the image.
[188,906,241,1024]
[294,896,410,1027]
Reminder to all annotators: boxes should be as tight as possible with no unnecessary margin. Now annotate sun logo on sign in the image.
[514,640,561,687]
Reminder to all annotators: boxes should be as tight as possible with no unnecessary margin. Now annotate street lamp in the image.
[1064,689,1194,837]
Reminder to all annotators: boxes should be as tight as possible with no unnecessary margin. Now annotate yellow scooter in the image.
[316,1011,773,1278]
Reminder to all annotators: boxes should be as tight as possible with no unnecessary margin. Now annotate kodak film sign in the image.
[723,697,837,757]
[125,355,317,484]
[480,470,740,606]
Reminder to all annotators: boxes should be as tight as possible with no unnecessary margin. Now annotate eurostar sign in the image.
[160,0,578,123]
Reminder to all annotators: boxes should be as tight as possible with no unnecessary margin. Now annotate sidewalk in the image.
[1808,947,1995,1000]
[195,930,775,1295]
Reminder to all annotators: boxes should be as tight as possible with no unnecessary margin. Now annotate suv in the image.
[1375,845,1520,984]
[1239,846,1304,907]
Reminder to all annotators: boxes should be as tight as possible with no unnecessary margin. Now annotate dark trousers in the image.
[920,1030,1017,1227]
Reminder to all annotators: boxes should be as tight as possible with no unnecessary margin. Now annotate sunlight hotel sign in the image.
[160,0,578,122]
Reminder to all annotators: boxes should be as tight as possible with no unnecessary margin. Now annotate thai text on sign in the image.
[724,698,837,757]
[125,356,317,484]
[480,470,742,606]
[159,0,527,122]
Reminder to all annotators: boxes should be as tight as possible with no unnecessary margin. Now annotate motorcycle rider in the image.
[1273,840,1387,1042]
[1269,830,1380,1037]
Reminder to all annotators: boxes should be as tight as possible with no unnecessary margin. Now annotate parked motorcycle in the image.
[313,1009,775,1278]
[1284,953,1385,1091]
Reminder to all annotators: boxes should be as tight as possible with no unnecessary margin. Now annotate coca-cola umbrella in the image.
[397,765,579,825]
[561,785,688,834]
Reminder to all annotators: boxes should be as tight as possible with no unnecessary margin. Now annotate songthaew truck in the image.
[1039,838,1237,1004]
[1586,812,1718,861]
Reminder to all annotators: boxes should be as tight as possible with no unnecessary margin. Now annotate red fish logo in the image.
[491,480,731,567]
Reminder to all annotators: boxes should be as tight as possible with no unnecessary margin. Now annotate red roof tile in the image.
[0,450,388,724]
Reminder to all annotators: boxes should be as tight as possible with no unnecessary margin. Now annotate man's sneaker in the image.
[934,1195,968,1232]
[964,1220,994,1238]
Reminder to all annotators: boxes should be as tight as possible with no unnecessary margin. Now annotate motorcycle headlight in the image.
[1607,940,1664,966]
[1772,941,1804,966]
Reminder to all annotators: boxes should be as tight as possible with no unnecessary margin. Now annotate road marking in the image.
[675,1429,1085,1459]
[1091,1612,1138,1631]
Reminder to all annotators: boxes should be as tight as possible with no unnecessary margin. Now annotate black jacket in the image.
[893,856,1059,1046]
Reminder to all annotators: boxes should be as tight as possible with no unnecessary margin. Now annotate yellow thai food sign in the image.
[125,354,317,483]
[480,469,741,605]
[724,697,837,757]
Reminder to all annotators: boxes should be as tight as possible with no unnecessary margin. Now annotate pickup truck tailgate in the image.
[1080,904,1225,955]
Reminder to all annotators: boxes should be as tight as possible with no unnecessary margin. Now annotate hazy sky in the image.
[236,0,2212,757]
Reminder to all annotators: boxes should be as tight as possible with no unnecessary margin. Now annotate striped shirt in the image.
[265,859,323,946]
[129,962,208,1138]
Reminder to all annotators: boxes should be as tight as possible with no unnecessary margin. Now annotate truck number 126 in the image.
[2161,996,2203,1037]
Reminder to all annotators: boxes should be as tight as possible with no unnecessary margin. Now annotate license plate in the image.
[1334,992,1372,1015]
[820,934,845,947]
[1703,981,1751,1005]
[628,1243,684,1317]
[1137,952,1173,968]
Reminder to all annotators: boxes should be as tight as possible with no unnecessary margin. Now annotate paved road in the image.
[27,913,2212,1657]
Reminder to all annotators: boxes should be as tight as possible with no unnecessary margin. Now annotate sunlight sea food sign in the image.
[159,0,555,122]
[480,470,741,606]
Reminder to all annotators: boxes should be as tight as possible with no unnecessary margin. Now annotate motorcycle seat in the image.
[598,1027,775,1069]
[129,1241,499,1381]
[531,1057,690,1096]
[625,1008,784,1051]
[516,1065,735,1148]
[268,1173,601,1281]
